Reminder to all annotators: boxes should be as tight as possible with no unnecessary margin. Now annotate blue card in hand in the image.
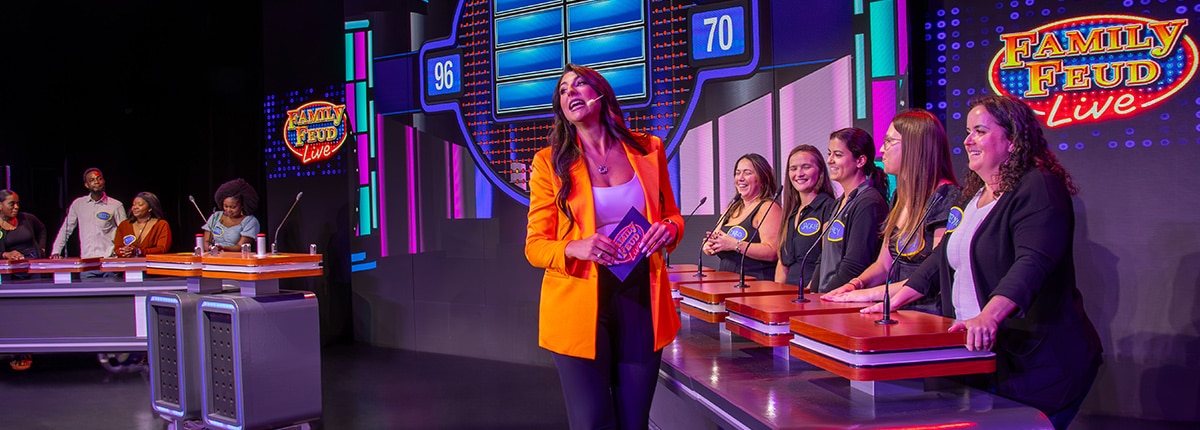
[606,207,652,282]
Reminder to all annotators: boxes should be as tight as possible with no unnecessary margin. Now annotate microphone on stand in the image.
[271,192,304,254]
[187,195,210,226]
[793,187,863,302]
[696,195,741,278]
[668,197,707,269]
[876,192,945,325]
[733,188,782,289]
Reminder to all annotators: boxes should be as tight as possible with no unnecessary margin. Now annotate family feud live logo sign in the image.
[988,15,1197,127]
[283,101,349,164]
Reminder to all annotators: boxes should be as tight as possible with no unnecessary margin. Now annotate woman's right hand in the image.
[824,283,857,297]
[565,234,621,266]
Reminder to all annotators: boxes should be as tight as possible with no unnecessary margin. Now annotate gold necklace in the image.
[586,144,613,175]
[0,216,15,231]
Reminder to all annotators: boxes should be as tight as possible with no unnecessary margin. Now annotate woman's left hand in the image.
[949,316,998,352]
[639,221,677,256]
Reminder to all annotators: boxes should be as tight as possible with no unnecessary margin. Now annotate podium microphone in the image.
[733,188,782,289]
[667,197,706,269]
[271,192,304,254]
[793,187,863,302]
[697,195,741,278]
[877,192,945,325]
[187,195,209,226]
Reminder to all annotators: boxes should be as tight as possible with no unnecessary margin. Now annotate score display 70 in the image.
[689,1,752,68]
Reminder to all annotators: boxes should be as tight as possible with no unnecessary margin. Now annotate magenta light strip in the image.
[355,32,366,81]
[445,143,453,218]
[357,134,369,184]
[872,80,897,155]
[377,114,388,257]
[898,0,908,75]
[452,143,463,219]
[345,83,357,135]
[406,126,419,254]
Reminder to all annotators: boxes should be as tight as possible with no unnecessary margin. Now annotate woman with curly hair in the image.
[203,178,260,252]
[863,95,1101,429]
[525,64,683,430]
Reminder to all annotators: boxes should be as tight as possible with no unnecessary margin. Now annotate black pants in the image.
[552,260,661,430]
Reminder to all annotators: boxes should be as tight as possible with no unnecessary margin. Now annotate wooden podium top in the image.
[200,252,323,281]
[146,253,204,277]
[27,258,101,273]
[0,260,30,274]
[725,294,867,324]
[678,280,796,304]
[100,257,147,272]
[665,264,715,274]
[669,270,752,286]
[789,311,970,353]
[788,311,996,381]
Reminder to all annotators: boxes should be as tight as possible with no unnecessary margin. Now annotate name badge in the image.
[96,211,112,221]
[728,226,748,241]
[896,235,924,258]
[826,220,846,242]
[947,206,964,233]
[122,235,136,246]
[213,225,225,236]
[797,217,821,236]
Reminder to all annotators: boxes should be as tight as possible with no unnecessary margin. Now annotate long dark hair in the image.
[548,64,647,233]
[963,95,1077,204]
[882,109,958,244]
[727,153,779,219]
[829,127,888,198]
[130,191,166,220]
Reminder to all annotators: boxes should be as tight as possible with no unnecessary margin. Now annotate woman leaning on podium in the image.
[863,95,1102,430]
[524,64,684,430]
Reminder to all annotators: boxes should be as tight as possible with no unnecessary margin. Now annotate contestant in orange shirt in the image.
[113,191,173,257]
[525,63,684,430]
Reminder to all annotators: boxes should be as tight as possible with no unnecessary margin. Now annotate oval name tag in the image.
[826,220,846,242]
[798,217,821,236]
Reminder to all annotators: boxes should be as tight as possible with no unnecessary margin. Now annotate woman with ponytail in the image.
[809,127,889,293]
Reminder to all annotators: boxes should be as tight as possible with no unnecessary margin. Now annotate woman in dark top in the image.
[0,189,47,260]
[775,145,836,287]
[822,110,960,315]
[702,153,782,281]
[810,128,889,293]
[865,95,1101,430]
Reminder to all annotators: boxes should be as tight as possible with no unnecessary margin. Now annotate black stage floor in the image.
[0,343,1190,430]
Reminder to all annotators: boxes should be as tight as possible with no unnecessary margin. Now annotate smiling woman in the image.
[703,153,782,281]
[525,64,684,430]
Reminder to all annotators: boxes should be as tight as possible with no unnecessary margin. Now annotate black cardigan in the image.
[906,169,1102,414]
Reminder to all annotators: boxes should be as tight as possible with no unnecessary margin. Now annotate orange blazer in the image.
[525,134,684,359]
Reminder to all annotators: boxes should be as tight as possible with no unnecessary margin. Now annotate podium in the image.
[676,279,794,323]
[27,257,101,283]
[789,311,996,395]
[101,257,147,282]
[724,294,866,347]
[145,252,322,429]
[0,259,28,284]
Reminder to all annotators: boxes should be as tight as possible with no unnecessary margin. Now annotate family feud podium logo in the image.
[988,15,1197,128]
[284,101,349,164]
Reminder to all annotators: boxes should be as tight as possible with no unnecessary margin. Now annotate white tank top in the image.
[593,174,645,237]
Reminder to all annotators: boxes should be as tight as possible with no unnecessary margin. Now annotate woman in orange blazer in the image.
[525,64,684,430]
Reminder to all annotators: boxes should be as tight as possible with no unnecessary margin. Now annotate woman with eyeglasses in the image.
[822,109,960,315]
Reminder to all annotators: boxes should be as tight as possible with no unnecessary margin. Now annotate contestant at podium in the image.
[202,178,260,253]
[113,192,172,257]
[525,64,683,430]
[775,145,836,285]
[49,168,124,279]
[702,153,782,281]
[862,96,1101,430]
[822,110,960,314]
[0,189,47,261]
[810,128,889,293]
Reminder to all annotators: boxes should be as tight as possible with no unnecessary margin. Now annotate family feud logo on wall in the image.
[284,101,349,164]
[988,15,1197,127]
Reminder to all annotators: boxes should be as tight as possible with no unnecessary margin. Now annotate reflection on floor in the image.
[0,343,1193,430]
[0,343,568,430]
